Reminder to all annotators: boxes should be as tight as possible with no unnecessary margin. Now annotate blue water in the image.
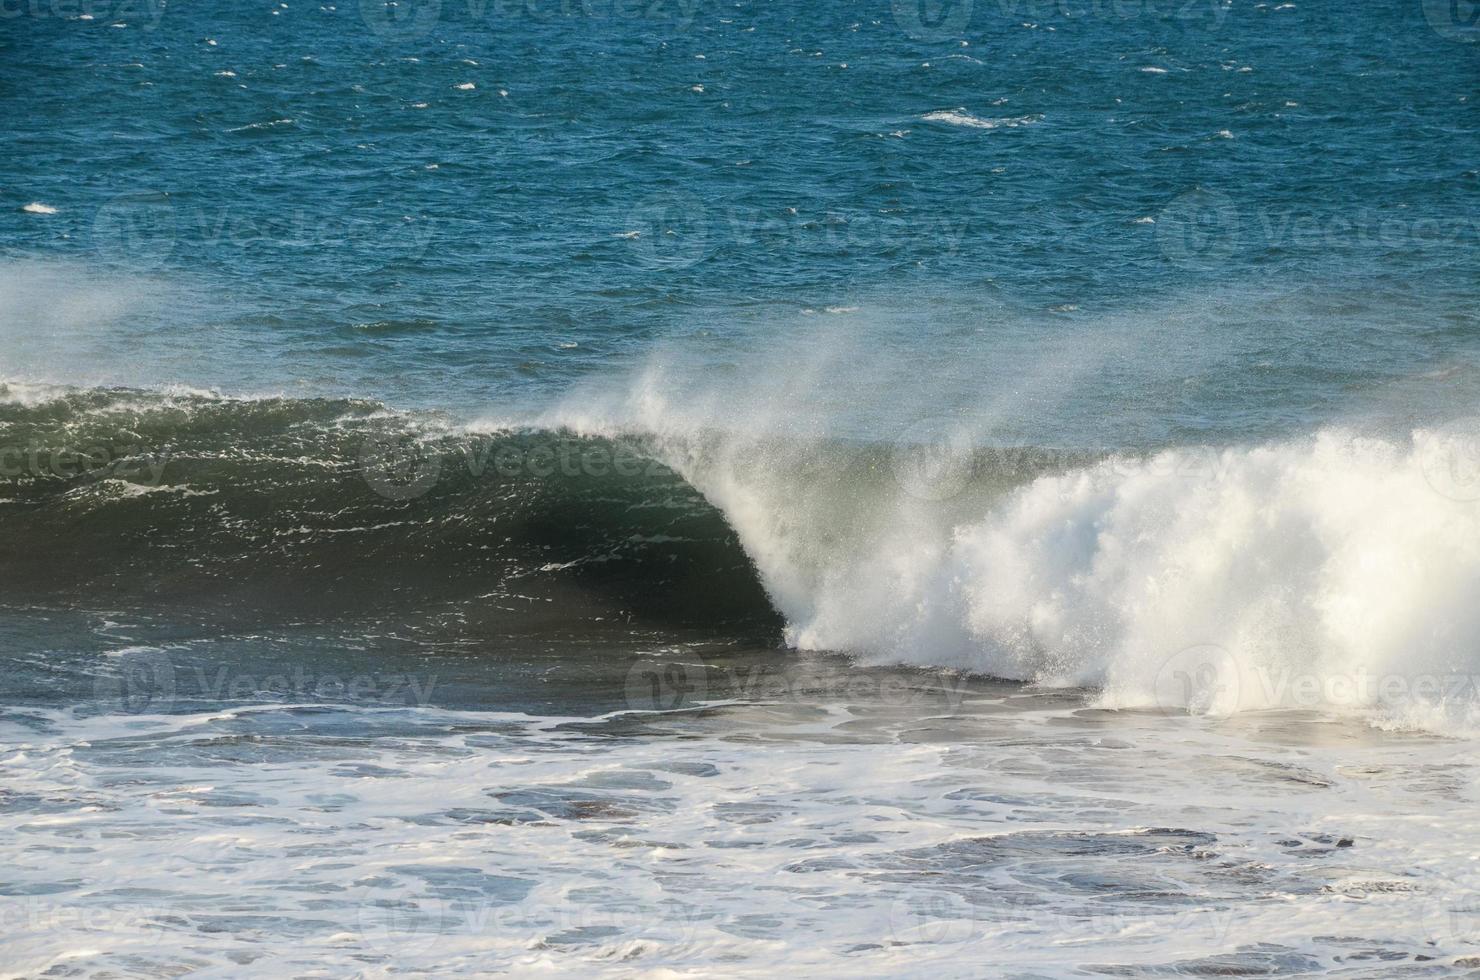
[2,0,1477,429]
[6,4,1480,975]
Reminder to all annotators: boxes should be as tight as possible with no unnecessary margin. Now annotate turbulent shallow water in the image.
[3,0,1480,975]
[10,655,1480,976]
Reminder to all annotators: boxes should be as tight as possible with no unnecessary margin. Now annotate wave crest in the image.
[8,380,1480,731]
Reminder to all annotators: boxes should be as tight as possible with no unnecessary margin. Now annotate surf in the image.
[6,374,1480,733]
[539,359,1480,734]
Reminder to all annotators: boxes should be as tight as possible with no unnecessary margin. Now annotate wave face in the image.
[6,379,1480,730]
[0,383,776,634]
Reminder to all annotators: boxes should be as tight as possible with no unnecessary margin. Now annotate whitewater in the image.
[4,0,1480,970]
[6,296,1480,976]
[515,332,1480,736]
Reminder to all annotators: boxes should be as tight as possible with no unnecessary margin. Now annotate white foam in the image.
[920,109,1042,130]
[542,331,1480,735]
[0,380,74,406]
[3,691,1477,974]
[227,117,294,132]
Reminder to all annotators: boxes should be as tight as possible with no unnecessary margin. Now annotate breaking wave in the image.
[541,365,1480,733]
[4,378,1480,731]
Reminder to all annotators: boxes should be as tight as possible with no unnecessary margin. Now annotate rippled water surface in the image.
[3,0,1480,975]
[8,633,1480,976]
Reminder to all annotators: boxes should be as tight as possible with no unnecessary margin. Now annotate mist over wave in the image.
[6,280,1480,731]
[540,341,1480,732]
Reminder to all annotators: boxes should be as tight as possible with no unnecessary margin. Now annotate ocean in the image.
[3,0,1480,974]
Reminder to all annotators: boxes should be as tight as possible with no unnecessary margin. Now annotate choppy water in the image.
[3,0,1480,975]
